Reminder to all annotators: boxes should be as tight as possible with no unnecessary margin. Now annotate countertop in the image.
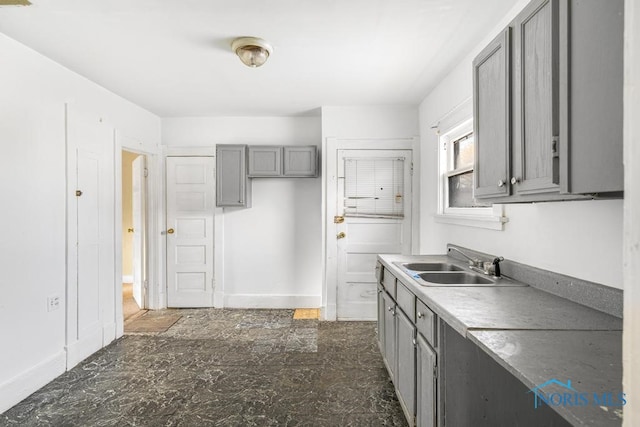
[378,253,623,426]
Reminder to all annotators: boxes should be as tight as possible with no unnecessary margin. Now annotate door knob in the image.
[337,232,346,239]
[167,228,175,234]
[127,228,134,233]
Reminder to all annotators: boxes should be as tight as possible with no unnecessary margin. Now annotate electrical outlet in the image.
[47,295,60,312]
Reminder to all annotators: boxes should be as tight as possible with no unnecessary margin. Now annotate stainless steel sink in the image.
[402,262,464,272]
[417,271,495,285]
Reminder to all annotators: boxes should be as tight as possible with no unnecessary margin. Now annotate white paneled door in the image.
[336,149,412,320]
[166,157,215,307]
[66,106,115,369]
[131,154,146,308]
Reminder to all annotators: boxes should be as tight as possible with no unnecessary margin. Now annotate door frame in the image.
[162,146,225,308]
[114,134,159,337]
[323,137,420,321]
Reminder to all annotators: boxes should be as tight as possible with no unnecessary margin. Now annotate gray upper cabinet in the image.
[473,28,511,199]
[216,145,251,207]
[284,146,318,177]
[512,0,559,196]
[248,146,282,177]
[473,0,623,203]
[247,145,318,178]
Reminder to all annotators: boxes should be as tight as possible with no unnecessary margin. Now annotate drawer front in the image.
[381,268,397,299]
[396,281,415,322]
[416,299,436,347]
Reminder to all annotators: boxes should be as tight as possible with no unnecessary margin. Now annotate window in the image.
[343,157,405,218]
[436,118,506,230]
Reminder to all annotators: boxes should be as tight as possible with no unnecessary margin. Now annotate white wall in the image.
[162,116,323,308]
[418,0,624,290]
[0,33,160,413]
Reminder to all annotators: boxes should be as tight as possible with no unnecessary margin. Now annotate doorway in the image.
[122,150,148,321]
[324,138,417,321]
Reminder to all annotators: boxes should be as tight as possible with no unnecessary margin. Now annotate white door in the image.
[132,155,146,308]
[66,107,115,368]
[336,149,412,320]
[166,156,215,307]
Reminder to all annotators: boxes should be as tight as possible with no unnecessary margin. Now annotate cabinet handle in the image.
[497,179,506,188]
[511,177,521,185]
[388,306,393,312]
[417,311,423,319]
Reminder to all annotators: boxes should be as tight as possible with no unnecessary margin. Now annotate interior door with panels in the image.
[166,156,215,307]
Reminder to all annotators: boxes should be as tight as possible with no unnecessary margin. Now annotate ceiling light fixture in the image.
[231,37,273,68]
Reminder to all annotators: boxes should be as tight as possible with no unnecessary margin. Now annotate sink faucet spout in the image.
[448,247,482,267]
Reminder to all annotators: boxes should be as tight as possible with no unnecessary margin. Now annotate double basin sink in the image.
[394,261,526,287]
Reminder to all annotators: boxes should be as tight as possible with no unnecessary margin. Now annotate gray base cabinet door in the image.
[377,286,386,354]
[416,333,436,427]
[382,291,396,380]
[396,308,416,426]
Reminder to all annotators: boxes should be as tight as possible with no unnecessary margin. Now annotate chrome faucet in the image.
[448,247,504,277]
[448,247,483,268]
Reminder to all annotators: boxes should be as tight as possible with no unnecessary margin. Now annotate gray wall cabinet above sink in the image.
[473,0,624,203]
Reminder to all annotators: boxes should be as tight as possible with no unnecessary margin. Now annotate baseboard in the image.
[103,322,116,346]
[122,275,133,283]
[323,303,337,321]
[0,350,66,414]
[66,328,103,370]
[224,294,321,309]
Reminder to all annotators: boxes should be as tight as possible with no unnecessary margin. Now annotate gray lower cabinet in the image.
[216,144,251,207]
[473,0,624,203]
[396,308,416,425]
[382,290,397,381]
[416,333,437,427]
[377,266,437,427]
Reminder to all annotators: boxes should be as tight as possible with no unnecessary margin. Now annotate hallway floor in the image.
[1,309,407,426]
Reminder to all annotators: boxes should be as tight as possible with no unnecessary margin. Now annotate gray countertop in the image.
[468,330,623,426]
[378,253,623,426]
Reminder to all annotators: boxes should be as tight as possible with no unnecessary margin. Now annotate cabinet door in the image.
[248,146,282,177]
[216,145,250,207]
[512,0,560,195]
[416,333,437,427]
[473,28,511,199]
[377,285,386,354]
[283,146,317,177]
[396,308,416,425]
[382,291,396,380]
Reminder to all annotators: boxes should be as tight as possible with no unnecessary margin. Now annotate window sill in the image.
[434,212,508,231]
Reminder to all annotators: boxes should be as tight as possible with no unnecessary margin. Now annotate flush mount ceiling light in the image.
[231,37,273,68]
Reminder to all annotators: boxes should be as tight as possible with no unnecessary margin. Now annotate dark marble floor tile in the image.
[1,309,407,427]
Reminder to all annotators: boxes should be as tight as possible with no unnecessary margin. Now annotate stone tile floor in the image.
[1,309,408,426]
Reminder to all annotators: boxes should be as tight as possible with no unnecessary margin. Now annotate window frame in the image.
[436,118,507,230]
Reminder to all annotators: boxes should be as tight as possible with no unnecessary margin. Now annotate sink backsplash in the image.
[446,244,623,318]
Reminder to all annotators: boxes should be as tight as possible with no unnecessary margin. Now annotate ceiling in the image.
[0,0,517,117]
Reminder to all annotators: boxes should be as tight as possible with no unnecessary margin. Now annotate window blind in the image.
[343,157,404,218]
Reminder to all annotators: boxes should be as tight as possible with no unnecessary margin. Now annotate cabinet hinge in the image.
[551,136,559,158]
[410,162,414,176]
[143,280,149,290]
[433,365,438,378]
